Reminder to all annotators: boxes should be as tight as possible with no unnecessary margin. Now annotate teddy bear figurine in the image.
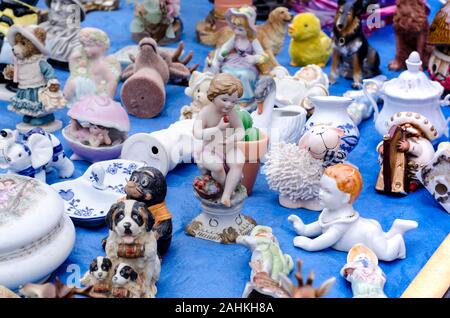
[179,71,214,121]
[3,25,66,133]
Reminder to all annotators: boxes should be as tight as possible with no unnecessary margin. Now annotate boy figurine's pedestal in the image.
[16,120,62,134]
[185,186,257,244]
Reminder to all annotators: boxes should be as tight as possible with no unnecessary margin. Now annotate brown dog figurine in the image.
[389,0,430,71]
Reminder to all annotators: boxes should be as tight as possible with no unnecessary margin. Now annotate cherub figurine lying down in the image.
[67,119,117,147]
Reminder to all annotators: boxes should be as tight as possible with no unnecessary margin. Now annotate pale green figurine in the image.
[237,225,294,298]
[340,243,387,298]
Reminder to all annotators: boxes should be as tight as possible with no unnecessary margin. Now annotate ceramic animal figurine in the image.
[388,0,430,71]
[288,163,418,261]
[125,166,172,256]
[265,125,344,211]
[0,128,74,182]
[247,260,335,298]
[105,199,161,298]
[288,12,332,67]
[417,142,450,214]
[270,65,329,113]
[375,112,437,195]
[81,256,113,296]
[340,243,387,298]
[364,52,450,138]
[186,73,256,244]
[64,27,121,105]
[206,6,269,110]
[428,1,450,95]
[111,263,143,298]
[121,38,198,118]
[3,25,66,133]
[19,278,91,298]
[121,119,199,176]
[251,75,307,146]
[39,0,86,69]
[130,0,182,45]
[330,0,381,89]
[305,96,360,165]
[237,225,294,298]
[179,71,214,120]
[63,95,130,162]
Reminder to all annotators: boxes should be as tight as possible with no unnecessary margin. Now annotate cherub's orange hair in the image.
[324,164,363,204]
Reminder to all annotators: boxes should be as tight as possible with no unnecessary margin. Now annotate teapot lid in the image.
[383,52,444,100]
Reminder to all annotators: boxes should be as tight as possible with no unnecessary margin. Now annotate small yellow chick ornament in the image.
[288,13,332,68]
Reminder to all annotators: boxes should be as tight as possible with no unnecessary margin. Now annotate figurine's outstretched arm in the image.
[293,227,343,251]
[288,215,322,237]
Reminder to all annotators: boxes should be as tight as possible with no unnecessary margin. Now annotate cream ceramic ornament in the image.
[120,119,200,176]
[363,51,450,137]
[288,164,418,261]
[0,174,75,290]
[417,142,450,214]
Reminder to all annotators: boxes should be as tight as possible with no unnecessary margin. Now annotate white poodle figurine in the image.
[288,164,418,262]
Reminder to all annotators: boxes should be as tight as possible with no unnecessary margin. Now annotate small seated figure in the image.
[340,244,387,298]
[110,263,142,298]
[193,72,246,207]
[81,256,113,296]
[288,164,418,262]
[375,112,437,194]
[66,120,112,147]
[64,27,120,105]
[38,79,67,110]
[179,71,214,120]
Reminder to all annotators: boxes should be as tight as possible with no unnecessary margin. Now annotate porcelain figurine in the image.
[111,44,177,67]
[428,1,450,95]
[111,263,143,298]
[121,38,198,118]
[63,95,130,162]
[246,260,335,298]
[81,256,113,296]
[250,75,307,146]
[0,128,74,183]
[340,243,387,298]
[130,0,182,45]
[213,7,293,69]
[105,199,161,298]
[180,71,215,120]
[417,142,450,214]
[3,25,66,133]
[39,0,86,69]
[205,6,269,110]
[305,96,360,165]
[265,125,344,211]
[19,278,91,298]
[52,159,144,226]
[125,166,172,256]
[329,0,381,89]
[375,112,437,195]
[121,119,200,176]
[0,174,75,290]
[364,52,450,138]
[237,225,294,298]
[186,73,256,243]
[270,65,329,114]
[64,27,121,105]
[81,0,120,12]
[288,163,418,262]
[344,75,387,126]
[388,0,430,71]
[288,12,332,67]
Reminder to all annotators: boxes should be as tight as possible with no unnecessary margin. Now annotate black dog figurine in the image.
[125,166,172,256]
[330,0,381,89]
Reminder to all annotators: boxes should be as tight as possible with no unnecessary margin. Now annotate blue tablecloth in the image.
[1,0,449,298]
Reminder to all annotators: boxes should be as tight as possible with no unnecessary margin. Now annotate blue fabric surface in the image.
[1,0,449,298]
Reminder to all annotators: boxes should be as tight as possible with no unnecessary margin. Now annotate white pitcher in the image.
[363,51,450,137]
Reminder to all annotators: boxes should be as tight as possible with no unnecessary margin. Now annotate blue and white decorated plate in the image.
[52,159,144,226]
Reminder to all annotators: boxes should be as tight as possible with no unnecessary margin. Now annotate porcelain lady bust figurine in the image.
[206,6,267,110]
[64,27,121,105]
[288,164,418,261]
[340,243,387,298]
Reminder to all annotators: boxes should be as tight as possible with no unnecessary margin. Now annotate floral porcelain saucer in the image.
[52,159,144,226]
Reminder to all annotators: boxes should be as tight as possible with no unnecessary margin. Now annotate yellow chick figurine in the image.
[288,13,332,68]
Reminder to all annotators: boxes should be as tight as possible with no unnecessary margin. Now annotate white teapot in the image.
[363,52,450,138]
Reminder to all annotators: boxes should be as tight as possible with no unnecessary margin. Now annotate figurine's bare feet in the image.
[388,60,402,71]
[288,214,305,235]
[293,236,312,250]
[221,194,231,207]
